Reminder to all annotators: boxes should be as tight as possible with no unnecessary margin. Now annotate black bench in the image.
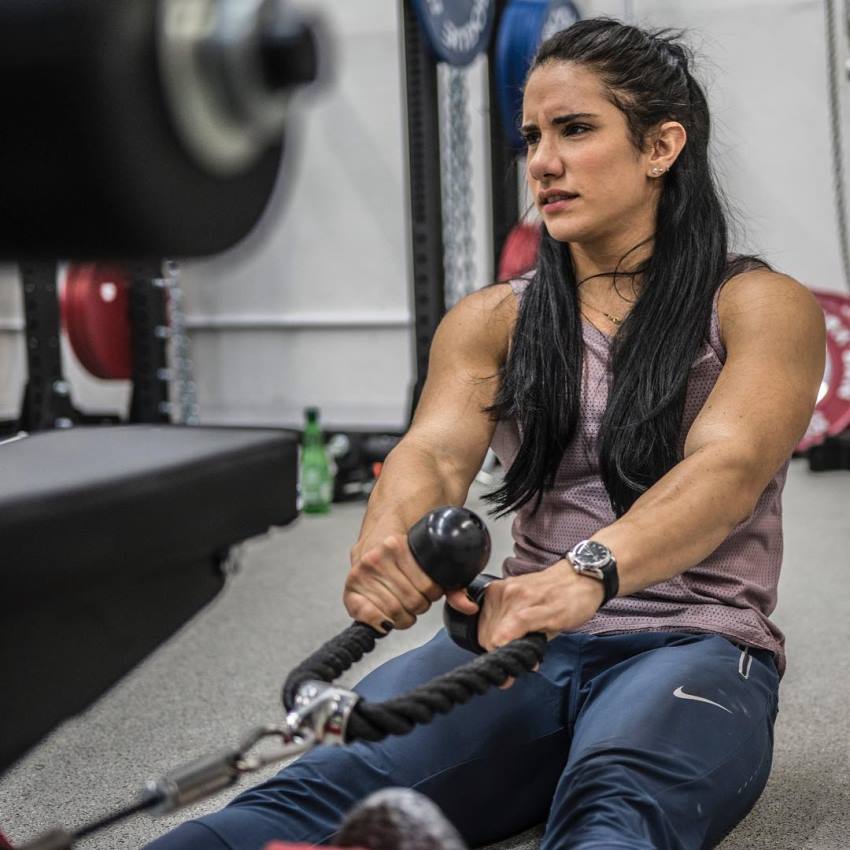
[1,424,298,771]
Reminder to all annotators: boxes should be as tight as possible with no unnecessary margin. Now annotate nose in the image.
[527,135,565,183]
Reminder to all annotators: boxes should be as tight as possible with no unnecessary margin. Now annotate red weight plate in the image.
[498,222,541,281]
[796,289,850,452]
[62,263,133,380]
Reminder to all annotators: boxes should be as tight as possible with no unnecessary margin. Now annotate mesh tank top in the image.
[490,272,789,676]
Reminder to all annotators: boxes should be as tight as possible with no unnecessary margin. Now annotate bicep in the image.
[684,271,826,488]
[404,284,515,486]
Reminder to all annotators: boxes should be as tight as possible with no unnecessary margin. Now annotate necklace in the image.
[581,300,623,325]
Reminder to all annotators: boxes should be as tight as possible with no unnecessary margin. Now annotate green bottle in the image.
[301,407,333,514]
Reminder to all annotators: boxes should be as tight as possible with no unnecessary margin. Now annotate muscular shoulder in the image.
[685,268,824,464]
[717,268,824,351]
[433,283,518,368]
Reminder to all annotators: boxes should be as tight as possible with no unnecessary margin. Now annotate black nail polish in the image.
[381,620,395,633]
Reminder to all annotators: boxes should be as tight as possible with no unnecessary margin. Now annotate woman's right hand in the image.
[344,534,478,633]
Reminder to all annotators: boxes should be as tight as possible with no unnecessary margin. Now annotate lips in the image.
[539,190,579,208]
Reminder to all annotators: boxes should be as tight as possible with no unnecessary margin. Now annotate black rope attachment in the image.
[283,623,547,744]
[282,622,383,709]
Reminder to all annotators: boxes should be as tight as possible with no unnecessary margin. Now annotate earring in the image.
[651,166,666,176]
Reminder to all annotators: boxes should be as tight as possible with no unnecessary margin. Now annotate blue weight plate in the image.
[496,0,581,149]
[410,0,496,67]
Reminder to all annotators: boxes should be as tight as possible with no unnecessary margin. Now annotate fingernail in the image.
[381,620,395,633]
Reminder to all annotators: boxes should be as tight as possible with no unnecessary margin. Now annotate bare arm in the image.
[477,270,826,650]
[345,284,516,630]
[590,270,825,594]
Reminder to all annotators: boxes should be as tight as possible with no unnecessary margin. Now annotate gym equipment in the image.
[494,0,581,149]
[440,64,478,308]
[264,788,468,849]
[15,507,544,849]
[796,290,850,452]
[1,0,305,823]
[497,221,541,279]
[335,788,468,850]
[403,0,448,418]
[0,0,320,258]
[17,261,172,432]
[327,431,401,502]
[62,263,133,380]
[410,0,496,67]
[59,261,201,423]
[824,0,850,293]
[1,425,299,773]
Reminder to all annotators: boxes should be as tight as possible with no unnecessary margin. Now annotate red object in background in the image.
[796,290,850,452]
[62,262,134,380]
[0,829,13,848]
[497,222,541,281]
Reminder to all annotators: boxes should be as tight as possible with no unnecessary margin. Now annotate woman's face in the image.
[522,61,661,247]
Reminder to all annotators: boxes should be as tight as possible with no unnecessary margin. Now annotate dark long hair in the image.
[486,18,767,518]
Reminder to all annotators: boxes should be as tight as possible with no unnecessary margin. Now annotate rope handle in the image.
[282,507,551,744]
[282,622,547,744]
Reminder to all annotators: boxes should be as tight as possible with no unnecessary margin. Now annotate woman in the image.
[150,18,825,850]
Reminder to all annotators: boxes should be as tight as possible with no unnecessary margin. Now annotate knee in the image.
[545,751,678,850]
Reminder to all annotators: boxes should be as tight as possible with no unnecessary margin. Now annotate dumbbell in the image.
[406,506,502,655]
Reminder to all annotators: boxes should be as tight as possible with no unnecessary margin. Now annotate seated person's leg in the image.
[146,630,583,850]
[541,632,779,850]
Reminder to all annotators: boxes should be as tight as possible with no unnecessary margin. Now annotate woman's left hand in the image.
[464,561,604,689]
[468,560,605,652]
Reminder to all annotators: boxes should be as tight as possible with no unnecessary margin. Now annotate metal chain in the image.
[163,260,201,424]
[825,0,850,293]
[439,63,476,309]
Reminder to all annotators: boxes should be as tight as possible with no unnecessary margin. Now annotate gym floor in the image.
[2,459,848,850]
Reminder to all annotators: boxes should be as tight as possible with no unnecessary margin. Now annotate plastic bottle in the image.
[300,406,333,514]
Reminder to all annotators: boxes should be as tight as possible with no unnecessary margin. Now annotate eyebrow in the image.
[520,112,599,133]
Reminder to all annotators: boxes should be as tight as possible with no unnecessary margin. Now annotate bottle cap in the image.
[304,407,319,423]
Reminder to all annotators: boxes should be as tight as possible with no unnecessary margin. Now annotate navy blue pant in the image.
[146,629,779,850]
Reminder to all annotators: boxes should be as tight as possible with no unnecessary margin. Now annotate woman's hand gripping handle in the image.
[344,507,484,633]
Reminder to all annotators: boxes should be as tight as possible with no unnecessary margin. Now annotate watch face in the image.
[574,540,610,567]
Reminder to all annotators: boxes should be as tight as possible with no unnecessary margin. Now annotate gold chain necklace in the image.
[581,300,623,325]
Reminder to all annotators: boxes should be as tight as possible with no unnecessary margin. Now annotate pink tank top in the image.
[491,275,789,675]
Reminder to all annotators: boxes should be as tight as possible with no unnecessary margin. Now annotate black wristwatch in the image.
[566,540,619,607]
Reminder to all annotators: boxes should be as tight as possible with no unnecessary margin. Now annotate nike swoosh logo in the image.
[673,686,732,714]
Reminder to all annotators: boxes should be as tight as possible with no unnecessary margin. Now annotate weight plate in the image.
[796,290,850,452]
[62,263,134,380]
[495,0,581,149]
[410,0,496,67]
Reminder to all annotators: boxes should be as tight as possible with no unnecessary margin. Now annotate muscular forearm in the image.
[352,439,472,563]
[589,441,769,597]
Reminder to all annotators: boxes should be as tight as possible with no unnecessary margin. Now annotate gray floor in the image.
[2,461,849,849]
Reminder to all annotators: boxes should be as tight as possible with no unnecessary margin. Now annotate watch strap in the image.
[596,559,619,606]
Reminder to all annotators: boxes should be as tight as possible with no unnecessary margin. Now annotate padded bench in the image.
[1,424,298,771]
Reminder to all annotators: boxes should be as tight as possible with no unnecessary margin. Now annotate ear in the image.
[647,121,687,175]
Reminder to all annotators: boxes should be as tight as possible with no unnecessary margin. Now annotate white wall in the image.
[0,0,848,427]
[607,0,849,293]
